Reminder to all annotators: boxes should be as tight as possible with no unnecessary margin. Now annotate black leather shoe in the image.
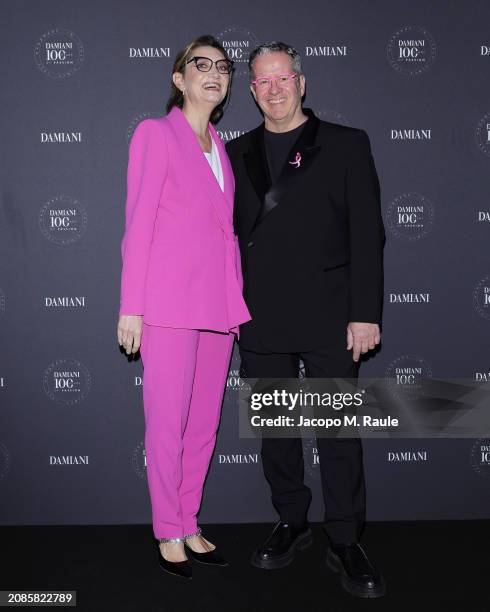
[326,542,386,598]
[185,543,229,566]
[251,521,313,570]
[157,544,192,579]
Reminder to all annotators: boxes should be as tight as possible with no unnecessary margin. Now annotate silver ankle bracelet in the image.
[159,535,185,544]
[159,527,202,544]
[184,527,202,540]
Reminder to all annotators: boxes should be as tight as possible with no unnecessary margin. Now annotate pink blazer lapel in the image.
[209,122,234,208]
[167,107,233,235]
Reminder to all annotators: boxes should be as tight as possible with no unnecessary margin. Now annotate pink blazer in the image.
[119,106,251,334]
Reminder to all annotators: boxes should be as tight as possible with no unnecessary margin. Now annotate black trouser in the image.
[239,341,366,545]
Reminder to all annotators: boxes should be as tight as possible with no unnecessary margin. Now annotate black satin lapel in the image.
[251,112,322,232]
[254,145,321,223]
[256,189,279,228]
[243,124,271,208]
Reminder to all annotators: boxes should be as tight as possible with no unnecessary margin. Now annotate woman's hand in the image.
[117,315,143,355]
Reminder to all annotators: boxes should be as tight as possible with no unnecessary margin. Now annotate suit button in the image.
[247,241,254,247]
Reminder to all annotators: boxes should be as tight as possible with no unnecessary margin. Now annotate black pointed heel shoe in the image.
[184,528,229,566]
[157,537,192,579]
[184,543,229,566]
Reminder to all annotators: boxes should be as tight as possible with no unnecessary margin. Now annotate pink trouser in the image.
[139,323,235,539]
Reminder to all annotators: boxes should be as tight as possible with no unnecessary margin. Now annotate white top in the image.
[203,137,224,192]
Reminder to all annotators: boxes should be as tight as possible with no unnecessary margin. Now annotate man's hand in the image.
[117,315,143,355]
[347,322,381,362]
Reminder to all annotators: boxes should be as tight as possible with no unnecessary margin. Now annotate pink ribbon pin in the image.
[289,151,302,168]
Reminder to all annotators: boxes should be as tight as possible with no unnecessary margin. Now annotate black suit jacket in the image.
[226,108,385,353]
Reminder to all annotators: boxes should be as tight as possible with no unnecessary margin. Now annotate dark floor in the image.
[2,521,490,612]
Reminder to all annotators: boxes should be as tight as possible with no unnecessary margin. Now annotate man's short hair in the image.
[248,42,302,76]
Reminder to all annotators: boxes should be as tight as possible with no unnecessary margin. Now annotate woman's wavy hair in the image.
[165,34,233,124]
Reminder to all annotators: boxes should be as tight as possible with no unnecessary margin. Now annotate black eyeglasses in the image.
[186,55,234,74]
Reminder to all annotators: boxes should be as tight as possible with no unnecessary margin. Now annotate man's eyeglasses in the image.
[250,73,298,89]
[186,56,234,75]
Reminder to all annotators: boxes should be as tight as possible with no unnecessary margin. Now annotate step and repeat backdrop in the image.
[1,0,489,527]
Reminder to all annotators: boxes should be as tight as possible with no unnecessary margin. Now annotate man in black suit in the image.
[226,42,386,598]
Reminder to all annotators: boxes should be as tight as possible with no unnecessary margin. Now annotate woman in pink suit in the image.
[117,35,251,579]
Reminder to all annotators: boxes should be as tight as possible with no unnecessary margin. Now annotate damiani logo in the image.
[39,196,88,246]
[478,445,490,463]
[41,132,82,143]
[471,439,490,478]
[49,455,89,465]
[475,372,490,381]
[388,451,427,461]
[475,113,490,156]
[385,193,435,241]
[390,129,431,140]
[34,28,84,79]
[217,130,246,142]
[218,454,258,464]
[43,358,91,405]
[397,39,425,57]
[393,367,422,384]
[227,369,245,389]
[217,27,259,76]
[387,26,436,76]
[45,297,85,307]
[305,46,347,56]
[129,47,170,58]
[389,293,430,303]
[221,40,249,60]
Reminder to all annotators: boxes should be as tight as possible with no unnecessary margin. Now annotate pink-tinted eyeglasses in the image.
[250,73,298,88]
